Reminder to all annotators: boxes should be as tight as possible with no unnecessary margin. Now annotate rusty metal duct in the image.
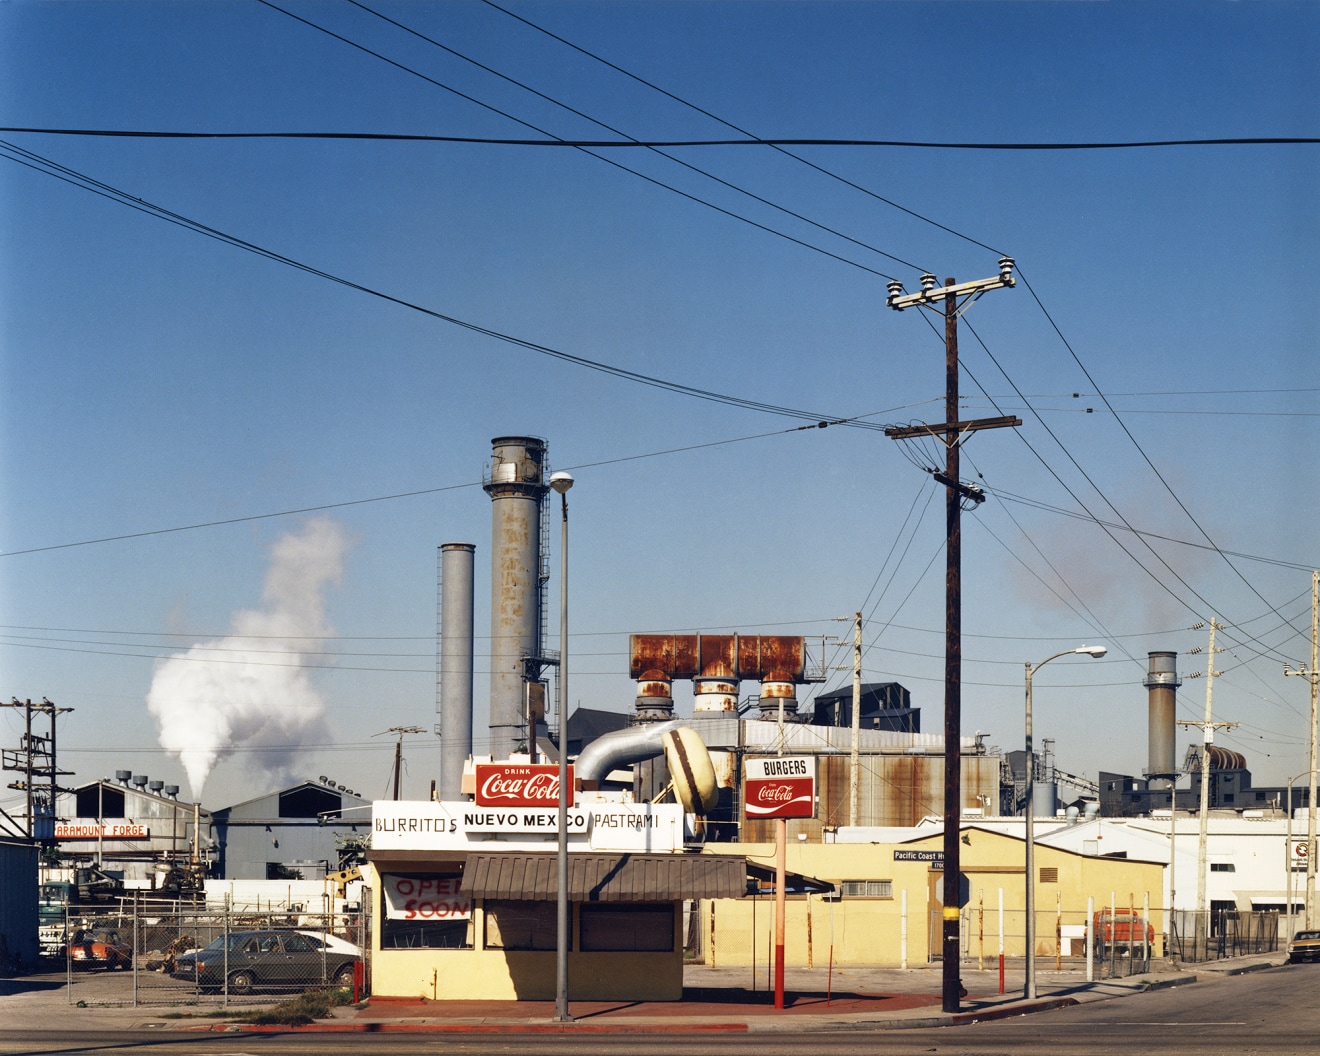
[439,542,476,799]
[483,437,549,762]
[756,673,799,721]
[630,633,811,681]
[1144,651,1181,778]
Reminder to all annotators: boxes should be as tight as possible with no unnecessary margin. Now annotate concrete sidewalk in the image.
[0,954,1287,1035]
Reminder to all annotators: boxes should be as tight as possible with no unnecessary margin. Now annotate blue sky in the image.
[2,1,1317,811]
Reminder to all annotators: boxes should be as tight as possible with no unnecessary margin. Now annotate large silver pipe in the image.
[483,437,548,761]
[439,542,476,799]
[574,720,685,785]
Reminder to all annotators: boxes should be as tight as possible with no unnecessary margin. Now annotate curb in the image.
[204,1021,750,1034]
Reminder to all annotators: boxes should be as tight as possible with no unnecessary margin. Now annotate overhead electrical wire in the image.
[476,0,1316,683]
[341,0,925,273]
[254,0,908,279]
[4,127,1316,150]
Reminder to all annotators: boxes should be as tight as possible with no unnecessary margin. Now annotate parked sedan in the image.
[1288,930,1320,963]
[172,929,358,993]
[68,927,133,970]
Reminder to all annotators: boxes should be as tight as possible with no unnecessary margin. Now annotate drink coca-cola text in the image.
[475,764,575,807]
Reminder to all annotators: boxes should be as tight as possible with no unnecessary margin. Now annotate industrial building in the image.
[52,773,210,895]
[209,778,369,880]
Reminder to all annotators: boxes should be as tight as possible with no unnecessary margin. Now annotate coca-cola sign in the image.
[744,756,816,819]
[475,763,574,808]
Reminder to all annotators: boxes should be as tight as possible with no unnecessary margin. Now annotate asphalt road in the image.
[1,963,1316,1056]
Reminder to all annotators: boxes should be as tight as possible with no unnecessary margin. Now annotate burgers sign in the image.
[744,756,816,819]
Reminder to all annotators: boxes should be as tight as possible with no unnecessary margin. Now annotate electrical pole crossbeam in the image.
[886,265,1016,312]
[884,415,1022,443]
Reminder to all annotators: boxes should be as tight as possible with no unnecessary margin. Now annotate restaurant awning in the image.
[744,861,835,895]
[459,852,747,902]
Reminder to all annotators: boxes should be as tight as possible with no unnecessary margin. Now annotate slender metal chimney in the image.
[1145,651,1182,779]
[483,437,549,761]
[439,542,476,799]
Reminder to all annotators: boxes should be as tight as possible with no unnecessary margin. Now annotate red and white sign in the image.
[475,763,574,808]
[55,822,149,840]
[744,756,816,819]
[382,875,471,921]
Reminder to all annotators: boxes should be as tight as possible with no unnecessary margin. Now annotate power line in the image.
[255,0,907,279]
[7,127,1315,150]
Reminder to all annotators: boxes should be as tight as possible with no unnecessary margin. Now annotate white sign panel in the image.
[462,808,590,834]
[372,800,684,853]
[382,875,471,921]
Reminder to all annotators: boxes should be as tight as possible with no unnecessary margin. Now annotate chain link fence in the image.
[1167,909,1279,963]
[58,898,369,1008]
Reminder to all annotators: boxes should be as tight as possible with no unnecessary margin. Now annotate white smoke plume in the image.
[147,518,350,800]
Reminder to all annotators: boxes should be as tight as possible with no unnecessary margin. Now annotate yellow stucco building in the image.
[696,827,1165,967]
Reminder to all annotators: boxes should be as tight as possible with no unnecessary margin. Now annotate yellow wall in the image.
[696,833,1165,967]
[363,863,684,1001]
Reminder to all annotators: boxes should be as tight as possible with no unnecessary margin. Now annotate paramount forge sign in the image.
[744,756,817,819]
[474,763,574,808]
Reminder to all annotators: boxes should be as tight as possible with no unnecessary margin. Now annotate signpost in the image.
[745,756,816,1010]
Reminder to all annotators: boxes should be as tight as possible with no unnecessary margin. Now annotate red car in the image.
[67,926,133,970]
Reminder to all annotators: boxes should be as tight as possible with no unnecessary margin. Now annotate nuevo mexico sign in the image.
[744,756,817,819]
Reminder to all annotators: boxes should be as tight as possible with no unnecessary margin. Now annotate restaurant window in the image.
[380,874,473,950]
[483,901,556,950]
[839,880,893,899]
[579,904,675,952]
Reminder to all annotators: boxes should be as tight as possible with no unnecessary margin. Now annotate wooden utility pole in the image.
[885,260,1020,1013]
[2,697,73,842]
[387,726,426,801]
[1185,619,1233,945]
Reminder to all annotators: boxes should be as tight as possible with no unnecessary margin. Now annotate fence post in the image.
[132,892,139,1008]
[900,889,908,970]
[1055,890,1062,971]
[1086,895,1094,982]
[997,888,1004,995]
[1143,891,1150,966]
[65,903,72,1005]
[977,889,984,971]
[222,896,230,1008]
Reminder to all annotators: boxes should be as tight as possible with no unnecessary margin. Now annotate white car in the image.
[297,931,363,958]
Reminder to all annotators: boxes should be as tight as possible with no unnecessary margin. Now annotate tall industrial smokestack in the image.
[483,437,549,761]
[439,542,476,799]
[1144,650,1182,780]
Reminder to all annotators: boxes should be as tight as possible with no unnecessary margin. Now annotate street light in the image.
[1286,769,1319,932]
[1024,645,1107,1000]
[549,470,574,1024]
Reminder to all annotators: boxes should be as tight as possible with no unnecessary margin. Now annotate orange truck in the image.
[1094,909,1154,955]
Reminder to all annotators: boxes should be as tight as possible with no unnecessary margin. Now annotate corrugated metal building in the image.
[0,836,39,970]
[210,780,368,880]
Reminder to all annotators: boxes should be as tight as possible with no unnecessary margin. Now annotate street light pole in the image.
[1284,570,1320,930]
[1024,645,1107,1000]
[549,470,574,1024]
